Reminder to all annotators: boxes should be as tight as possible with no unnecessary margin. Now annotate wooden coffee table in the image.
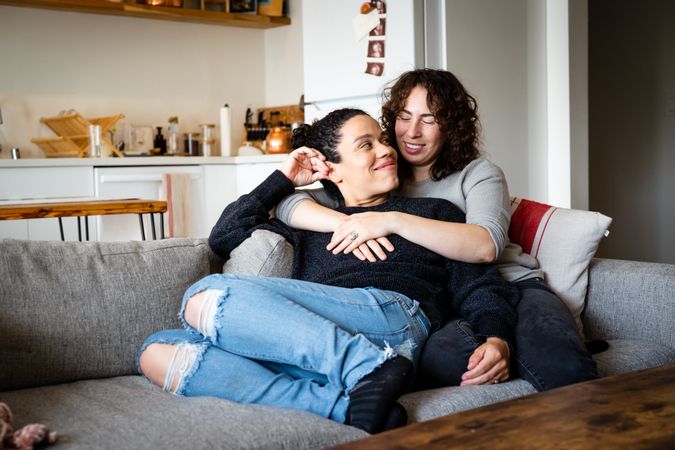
[332,363,675,450]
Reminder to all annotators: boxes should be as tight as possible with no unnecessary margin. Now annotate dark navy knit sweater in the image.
[209,170,519,346]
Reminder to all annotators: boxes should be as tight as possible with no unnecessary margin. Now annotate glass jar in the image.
[199,123,216,157]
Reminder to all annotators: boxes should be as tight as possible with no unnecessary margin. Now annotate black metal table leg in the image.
[160,212,165,239]
[77,217,82,242]
[85,216,90,241]
[150,213,157,240]
[138,214,146,240]
[58,217,65,241]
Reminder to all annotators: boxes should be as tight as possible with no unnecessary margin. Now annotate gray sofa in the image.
[1,236,674,450]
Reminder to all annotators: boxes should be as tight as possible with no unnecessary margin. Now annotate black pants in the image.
[416,278,599,391]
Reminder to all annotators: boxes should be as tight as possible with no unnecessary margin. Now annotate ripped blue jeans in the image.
[137,273,431,423]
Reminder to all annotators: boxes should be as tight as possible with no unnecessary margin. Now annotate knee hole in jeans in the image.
[184,289,223,337]
[164,343,200,393]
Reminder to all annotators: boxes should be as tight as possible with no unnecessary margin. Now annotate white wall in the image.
[264,0,304,106]
[528,0,588,209]
[589,0,675,264]
[0,5,267,158]
[445,0,530,199]
[526,0,548,203]
[545,0,571,208]
[443,1,588,207]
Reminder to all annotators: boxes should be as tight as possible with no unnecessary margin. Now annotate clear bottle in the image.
[88,124,101,157]
[167,116,179,155]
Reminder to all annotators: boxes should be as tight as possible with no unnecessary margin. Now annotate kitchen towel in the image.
[161,173,193,238]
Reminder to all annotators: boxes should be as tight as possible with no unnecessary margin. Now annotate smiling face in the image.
[394,86,445,181]
[328,115,399,207]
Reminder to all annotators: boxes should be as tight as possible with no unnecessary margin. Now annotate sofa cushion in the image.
[583,258,675,349]
[0,376,366,450]
[0,238,218,391]
[400,379,536,423]
[222,229,294,278]
[509,198,612,334]
[591,339,675,377]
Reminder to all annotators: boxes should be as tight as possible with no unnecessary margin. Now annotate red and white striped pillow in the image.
[509,198,613,334]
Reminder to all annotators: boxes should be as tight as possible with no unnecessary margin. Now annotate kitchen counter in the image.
[0,155,288,168]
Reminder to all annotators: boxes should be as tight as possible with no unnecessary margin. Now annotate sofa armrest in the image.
[582,258,675,348]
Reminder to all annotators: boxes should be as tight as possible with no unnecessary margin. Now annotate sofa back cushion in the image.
[0,238,219,391]
[222,229,293,278]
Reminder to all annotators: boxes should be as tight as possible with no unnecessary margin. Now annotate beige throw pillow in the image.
[509,198,613,334]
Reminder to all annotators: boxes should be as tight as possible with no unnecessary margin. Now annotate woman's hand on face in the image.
[281,147,330,187]
[459,337,510,386]
[327,212,396,261]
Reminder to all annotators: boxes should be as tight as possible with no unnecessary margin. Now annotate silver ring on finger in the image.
[349,232,359,241]
[492,379,499,384]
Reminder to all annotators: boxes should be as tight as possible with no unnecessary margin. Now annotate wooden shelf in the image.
[0,0,291,29]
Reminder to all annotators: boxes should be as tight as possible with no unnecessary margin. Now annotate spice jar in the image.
[184,133,199,156]
[199,124,216,157]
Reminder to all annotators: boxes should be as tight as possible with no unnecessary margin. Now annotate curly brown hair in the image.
[381,69,482,181]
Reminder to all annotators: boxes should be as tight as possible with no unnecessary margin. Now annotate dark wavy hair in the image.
[381,69,482,181]
[291,108,370,201]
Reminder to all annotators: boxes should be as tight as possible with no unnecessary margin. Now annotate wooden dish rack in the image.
[31,112,125,158]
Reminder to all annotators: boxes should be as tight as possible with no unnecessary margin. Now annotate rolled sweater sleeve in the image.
[461,158,512,260]
[275,187,340,226]
[209,170,295,260]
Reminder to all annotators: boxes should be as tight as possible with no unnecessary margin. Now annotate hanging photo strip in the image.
[364,0,386,77]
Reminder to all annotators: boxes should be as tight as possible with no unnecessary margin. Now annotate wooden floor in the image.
[331,364,675,450]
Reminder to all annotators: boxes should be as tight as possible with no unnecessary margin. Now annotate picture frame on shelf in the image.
[258,0,283,17]
[229,0,256,14]
[203,0,228,12]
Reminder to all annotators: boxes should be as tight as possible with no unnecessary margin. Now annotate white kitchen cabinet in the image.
[203,159,285,231]
[0,166,94,240]
[0,156,285,242]
[95,166,207,241]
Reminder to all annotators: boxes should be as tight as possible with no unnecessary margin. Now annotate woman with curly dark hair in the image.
[380,69,481,182]
[275,69,598,392]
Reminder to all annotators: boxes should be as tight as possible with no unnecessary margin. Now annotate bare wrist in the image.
[387,211,402,234]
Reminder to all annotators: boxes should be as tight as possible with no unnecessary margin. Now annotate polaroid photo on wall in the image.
[370,18,386,36]
[371,0,386,14]
[367,40,385,58]
[365,62,384,77]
